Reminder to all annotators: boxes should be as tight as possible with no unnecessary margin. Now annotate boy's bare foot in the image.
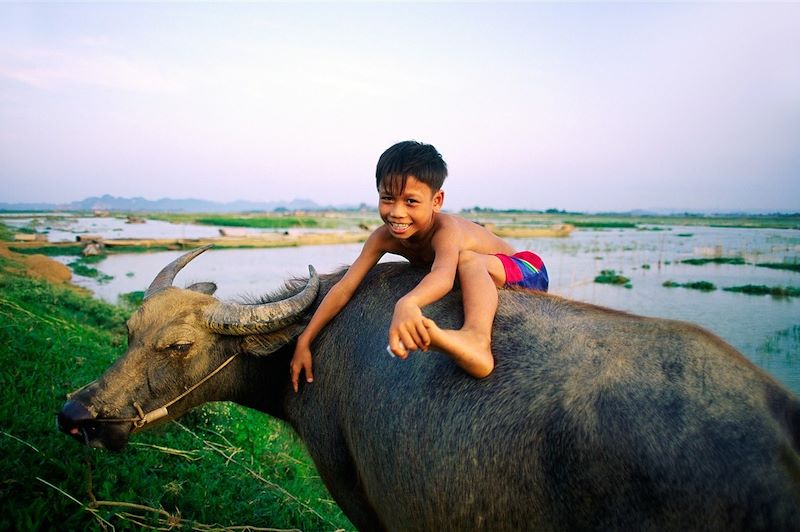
[422,318,494,378]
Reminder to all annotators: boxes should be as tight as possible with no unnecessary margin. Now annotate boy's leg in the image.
[423,251,505,378]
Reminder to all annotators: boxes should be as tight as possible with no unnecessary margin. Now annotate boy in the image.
[290,141,548,391]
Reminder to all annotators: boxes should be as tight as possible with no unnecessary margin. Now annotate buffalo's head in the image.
[57,246,319,450]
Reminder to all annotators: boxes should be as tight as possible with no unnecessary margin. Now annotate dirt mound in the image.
[0,244,72,284]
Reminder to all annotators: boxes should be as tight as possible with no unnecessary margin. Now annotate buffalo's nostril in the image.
[57,400,94,433]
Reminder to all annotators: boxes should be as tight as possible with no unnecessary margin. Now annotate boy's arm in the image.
[290,229,387,392]
[388,231,460,358]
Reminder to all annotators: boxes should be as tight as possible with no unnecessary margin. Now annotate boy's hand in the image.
[290,342,314,393]
[388,299,431,358]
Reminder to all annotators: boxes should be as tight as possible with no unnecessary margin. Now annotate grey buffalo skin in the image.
[58,250,800,531]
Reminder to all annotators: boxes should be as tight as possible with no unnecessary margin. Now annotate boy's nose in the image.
[390,203,406,218]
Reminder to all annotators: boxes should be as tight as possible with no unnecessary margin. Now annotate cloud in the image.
[0,43,181,93]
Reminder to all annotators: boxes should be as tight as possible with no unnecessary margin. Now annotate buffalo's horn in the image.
[205,265,320,335]
[144,245,213,300]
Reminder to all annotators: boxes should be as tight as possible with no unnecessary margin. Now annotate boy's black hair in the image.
[375,140,448,196]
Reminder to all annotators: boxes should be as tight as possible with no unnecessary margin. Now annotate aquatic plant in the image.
[594,270,631,285]
[662,280,717,291]
[68,260,113,283]
[681,257,745,266]
[196,216,319,229]
[722,285,800,297]
[757,262,800,273]
[567,220,638,229]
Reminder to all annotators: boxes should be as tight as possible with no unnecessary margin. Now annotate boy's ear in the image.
[433,189,444,212]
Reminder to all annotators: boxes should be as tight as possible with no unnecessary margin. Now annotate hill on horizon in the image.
[0,194,342,213]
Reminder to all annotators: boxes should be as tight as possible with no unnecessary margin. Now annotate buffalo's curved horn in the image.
[144,245,213,300]
[205,265,320,335]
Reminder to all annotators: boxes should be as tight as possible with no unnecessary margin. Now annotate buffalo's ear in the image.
[187,282,217,295]
[243,323,306,356]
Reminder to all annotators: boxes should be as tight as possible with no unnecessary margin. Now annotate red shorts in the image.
[495,251,549,291]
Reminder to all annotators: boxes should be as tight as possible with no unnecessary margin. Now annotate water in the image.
[0,214,343,242]
[49,223,800,395]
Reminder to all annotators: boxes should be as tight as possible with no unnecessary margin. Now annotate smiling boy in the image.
[290,141,548,391]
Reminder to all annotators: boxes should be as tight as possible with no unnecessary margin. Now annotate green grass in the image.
[0,257,351,530]
[196,216,319,229]
[681,257,745,266]
[757,262,800,273]
[68,257,114,283]
[722,285,800,297]
[566,220,638,229]
[594,270,631,286]
[10,245,85,256]
[663,280,717,291]
[118,290,144,310]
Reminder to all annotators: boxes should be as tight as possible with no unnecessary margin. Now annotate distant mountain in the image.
[0,195,340,213]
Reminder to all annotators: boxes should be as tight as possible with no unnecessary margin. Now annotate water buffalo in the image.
[58,246,800,531]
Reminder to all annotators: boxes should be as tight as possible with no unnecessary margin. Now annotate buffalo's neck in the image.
[228,348,292,421]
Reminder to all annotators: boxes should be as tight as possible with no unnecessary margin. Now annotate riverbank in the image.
[6,222,576,256]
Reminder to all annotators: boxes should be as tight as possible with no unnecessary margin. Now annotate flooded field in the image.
[0,214,346,242]
[42,222,800,395]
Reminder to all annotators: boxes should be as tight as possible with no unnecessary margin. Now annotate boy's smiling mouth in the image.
[389,222,410,234]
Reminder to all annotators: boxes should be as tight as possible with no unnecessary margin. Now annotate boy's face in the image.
[378,175,443,240]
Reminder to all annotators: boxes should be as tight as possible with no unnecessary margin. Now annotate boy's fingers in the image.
[415,322,431,350]
[388,331,405,357]
[399,329,418,353]
[305,362,314,383]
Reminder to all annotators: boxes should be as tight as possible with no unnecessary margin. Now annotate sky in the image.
[1,2,799,213]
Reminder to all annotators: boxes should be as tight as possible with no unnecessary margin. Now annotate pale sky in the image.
[1,2,798,212]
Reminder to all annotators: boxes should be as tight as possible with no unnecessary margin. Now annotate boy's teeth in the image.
[392,223,409,229]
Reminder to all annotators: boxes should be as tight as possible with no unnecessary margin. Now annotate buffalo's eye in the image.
[168,342,193,356]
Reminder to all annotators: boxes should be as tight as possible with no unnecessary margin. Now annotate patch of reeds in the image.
[662,280,717,291]
[196,216,319,229]
[756,262,800,273]
[722,285,800,297]
[681,257,745,266]
[68,258,113,283]
[566,220,638,229]
[594,270,631,288]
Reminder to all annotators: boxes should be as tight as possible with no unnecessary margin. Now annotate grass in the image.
[118,290,144,310]
[0,254,351,530]
[566,220,638,229]
[722,285,800,297]
[10,244,85,256]
[68,257,114,283]
[681,257,745,266]
[757,262,800,273]
[663,280,717,291]
[594,270,631,287]
[196,216,319,229]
